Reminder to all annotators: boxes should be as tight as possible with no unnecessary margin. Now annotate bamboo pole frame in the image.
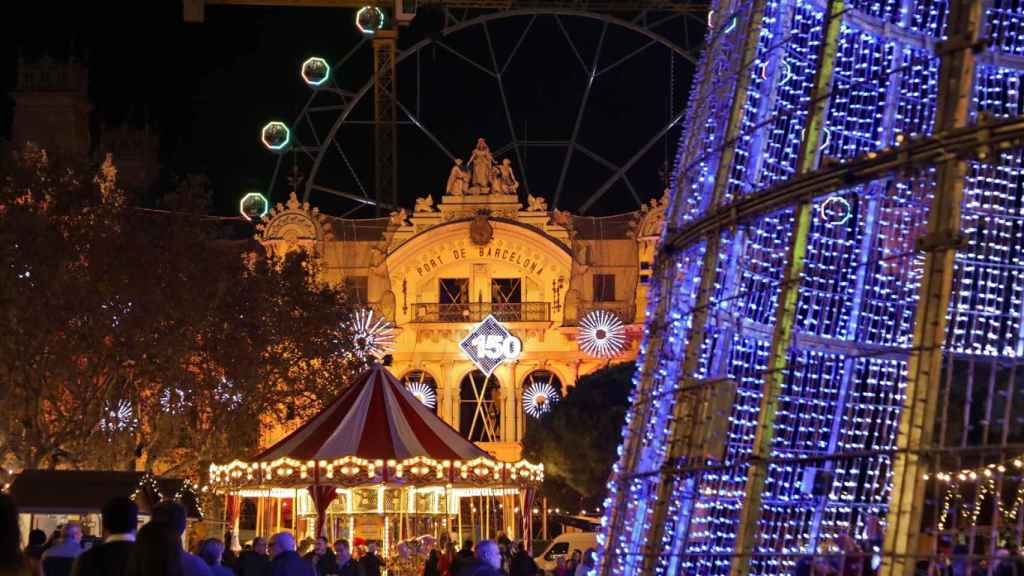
[880,0,981,573]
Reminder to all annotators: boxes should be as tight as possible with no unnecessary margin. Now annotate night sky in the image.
[1,1,699,217]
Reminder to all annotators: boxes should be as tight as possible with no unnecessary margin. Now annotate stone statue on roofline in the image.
[527,193,547,212]
[467,138,495,194]
[414,195,435,212]
[445,159,468,196]
[496,158,518,194]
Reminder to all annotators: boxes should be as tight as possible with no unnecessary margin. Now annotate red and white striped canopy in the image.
[256,364,491,462]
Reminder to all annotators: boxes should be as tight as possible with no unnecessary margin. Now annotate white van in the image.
[534,532,598,573]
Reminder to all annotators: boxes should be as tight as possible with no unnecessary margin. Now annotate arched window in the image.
[401,370,438,413]
[521,370,562,419]
[459,370,501,442]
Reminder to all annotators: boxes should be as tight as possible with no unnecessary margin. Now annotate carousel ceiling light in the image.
[349,309,395,359]
[578,309,626,358]
[405,381,437,409]
[522,381,560,418]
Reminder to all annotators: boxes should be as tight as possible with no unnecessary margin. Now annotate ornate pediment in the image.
[256,191,334,245]
[631,189,670,239]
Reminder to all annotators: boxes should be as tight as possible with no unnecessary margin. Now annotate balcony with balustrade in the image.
[410,302,550,323]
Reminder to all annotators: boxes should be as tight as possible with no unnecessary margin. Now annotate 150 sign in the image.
[469,333,522,362]
[460,315,522,376]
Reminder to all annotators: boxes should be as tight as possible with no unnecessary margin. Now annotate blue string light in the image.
[599,0,1024,573]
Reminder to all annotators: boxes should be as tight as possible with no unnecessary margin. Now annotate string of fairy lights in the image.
[599,0,1024,572]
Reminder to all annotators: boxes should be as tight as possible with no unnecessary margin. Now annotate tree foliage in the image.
[0,144,363,475]
[522,362,635,511]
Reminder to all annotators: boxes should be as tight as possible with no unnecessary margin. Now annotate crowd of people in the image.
[0,491,596,576]
[0,491,213,576]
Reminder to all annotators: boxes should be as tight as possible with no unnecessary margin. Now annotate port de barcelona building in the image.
[255,137,667,462]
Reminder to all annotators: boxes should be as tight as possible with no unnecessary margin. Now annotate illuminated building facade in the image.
[598,0,1024,573]
[256,139,666,462]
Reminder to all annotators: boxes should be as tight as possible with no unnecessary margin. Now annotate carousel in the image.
[209,364,543,560]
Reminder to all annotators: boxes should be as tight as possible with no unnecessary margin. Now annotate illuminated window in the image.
[593,274,616,302]
[459,370,501,442]
[440,278,469,322]
[491,278,522,321]
[344,276,369,304]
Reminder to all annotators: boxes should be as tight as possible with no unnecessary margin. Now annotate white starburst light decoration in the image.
[522,381,560,418]
[405,381,437,409]
[349,309,395,359]
[100,400,137,432]
[578,309,626,358]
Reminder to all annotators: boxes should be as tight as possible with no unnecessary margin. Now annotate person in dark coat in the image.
[456,540,505,576]
[303,537,336,576]
[359,542,383,576]
[264,533,315,576]
[331,539,360,576]
[126,522,183,576]
[508,542,538,576]
[424,549,442,576]
[24,529,47,576]
[236,537,270,576]
[450,540,475,576]
[71,497,138,576]
[150,501,211,576]
[221,532,238,570]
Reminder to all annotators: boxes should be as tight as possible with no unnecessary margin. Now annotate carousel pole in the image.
[233,493,240,551]
[255,495,262,537]
[542,498,548,541]
[275,498,281,534]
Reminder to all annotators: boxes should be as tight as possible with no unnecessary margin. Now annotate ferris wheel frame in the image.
[265,7,703,215]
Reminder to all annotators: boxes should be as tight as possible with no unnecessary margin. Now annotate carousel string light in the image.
[578,309,626,358]
[522,381,560,418]
[348,309,395,359]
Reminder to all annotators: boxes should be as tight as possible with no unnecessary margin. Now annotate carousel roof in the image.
[258,363,490,462]
[210,364,542,490]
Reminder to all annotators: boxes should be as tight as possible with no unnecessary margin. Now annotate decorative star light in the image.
[578,310,626,358]
[101,400,137,432]
[522,381,560,418]
[161,388,189,414]
[215,377,243,409]
[349,309,395,359]
[405,381,437,409]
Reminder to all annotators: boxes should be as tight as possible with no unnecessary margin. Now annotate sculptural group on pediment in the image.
[445,138,519,196]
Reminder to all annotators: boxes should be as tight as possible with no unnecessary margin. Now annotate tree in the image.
[0,144,365,475]
[522,362,635,512]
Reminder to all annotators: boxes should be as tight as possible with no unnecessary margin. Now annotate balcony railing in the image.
[566,300,637,325]
[411,302,550,323]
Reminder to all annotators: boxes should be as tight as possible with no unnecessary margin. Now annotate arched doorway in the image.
[400,370,438,413]
[521,370,562,420]
[459,370,501,442]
